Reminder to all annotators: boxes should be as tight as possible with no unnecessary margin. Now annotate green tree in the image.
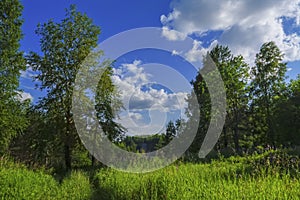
[165,121,176,144]
[95,67,125,142]
[274,75,300,146]
[27,5,106,170]
[185,55,211,156]
[209,45,250,153]
[10,108,61,167]
[250,41,287,146]
[0,0,28,154]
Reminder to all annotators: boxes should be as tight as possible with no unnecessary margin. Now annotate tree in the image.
[10,108,61,167]
[27,5,112,170]
[250,41,287,146]
[0,0,28,154]
[95,67,125,142]
[165,121,176,144]
[185,55,212,156]
[209,45,250,153]
[274,75,300,146]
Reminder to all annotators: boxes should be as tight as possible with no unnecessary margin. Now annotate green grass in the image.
[95,162,300,200]
[0,159,92,200]
[1,152,300,199]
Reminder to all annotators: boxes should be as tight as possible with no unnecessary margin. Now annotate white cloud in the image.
[161,9,181,25]
[111,60,188,135]
[161,0,300,62]
[20,65,35,79]
[128,112,143,121]
[161,26,186,41]
[184,40,207,62]
[17,91,33,102]
[171,50,181,56]
[112,60,188,113]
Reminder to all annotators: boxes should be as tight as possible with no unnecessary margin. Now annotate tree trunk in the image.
[223,126,228,148]
[64,141,71,171]
[233,125,240,153]
[65,111,73,171]
[233,111,240,153]
[91,155,95,167]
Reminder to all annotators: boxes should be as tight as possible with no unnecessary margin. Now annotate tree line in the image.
[1,1,299,171]
[185,42,300,158]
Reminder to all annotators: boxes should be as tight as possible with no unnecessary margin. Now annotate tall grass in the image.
[1,151,300,199]
[0,159,92,199]
[96,157,300,200]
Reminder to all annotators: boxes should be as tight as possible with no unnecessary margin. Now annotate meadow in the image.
[1,150,300,200]
[1,1,300,200]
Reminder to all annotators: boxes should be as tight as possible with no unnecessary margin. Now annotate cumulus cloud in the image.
[111,60,188,135]
[184,40,207,62]
[112,60,187,113]
[161,0,300,62]
[161,26,186,41]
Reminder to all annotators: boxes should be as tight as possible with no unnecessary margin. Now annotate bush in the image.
[246,150,300,177]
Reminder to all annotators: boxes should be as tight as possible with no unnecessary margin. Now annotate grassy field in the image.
[1,151,300,199]
[0,159,92,199]
[96,159,300,199]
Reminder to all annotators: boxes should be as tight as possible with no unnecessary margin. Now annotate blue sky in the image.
[20,0,170,52]
[19,0,300,135]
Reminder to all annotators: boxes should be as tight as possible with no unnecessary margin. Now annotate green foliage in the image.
[186,45,250,156]
[117,134,166,152]
[95,67,125,142]
[185,55,211,155]
[1,3,299,198]
[246,150,300,177]
[10,108,63,168]
[250,41,288,145]
[274,75,300,145]
[165,121,176,144]
[185,42,293,158]
[26,5,102,170]
[209,45,250,152]
[0,0,28,154]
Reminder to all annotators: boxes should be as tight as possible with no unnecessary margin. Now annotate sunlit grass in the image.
[96,156,300,200]
[1,151,300,199]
